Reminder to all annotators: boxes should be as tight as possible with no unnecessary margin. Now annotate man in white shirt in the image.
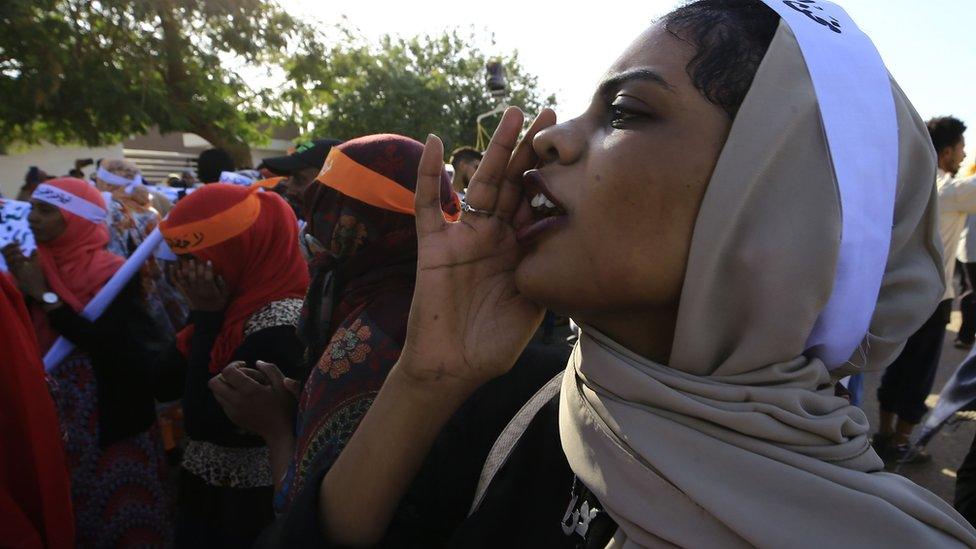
[876,116,974,464]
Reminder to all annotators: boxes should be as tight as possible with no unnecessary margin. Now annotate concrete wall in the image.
[0,143,124,198]
[0,128,298,198]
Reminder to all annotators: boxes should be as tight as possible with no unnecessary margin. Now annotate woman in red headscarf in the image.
[0,272,74,549]
[2,177,171,548]
[154,183,310,547]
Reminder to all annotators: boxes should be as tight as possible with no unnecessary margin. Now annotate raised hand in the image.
[397,107,558,391]
[167,257,229,312]
[316,109,559,545]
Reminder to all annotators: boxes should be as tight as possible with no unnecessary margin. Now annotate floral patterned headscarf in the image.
[296,134,454,366]
[282,134,456,510]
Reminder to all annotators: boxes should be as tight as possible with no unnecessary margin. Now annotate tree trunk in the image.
[187,122,253,168]
[156,0,252,168]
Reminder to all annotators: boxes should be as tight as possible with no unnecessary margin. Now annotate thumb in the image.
[256,360,285,390]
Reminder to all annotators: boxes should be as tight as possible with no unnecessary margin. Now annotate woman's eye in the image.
[609,103,644,128]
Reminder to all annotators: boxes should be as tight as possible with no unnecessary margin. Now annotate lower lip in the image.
[516,215,568,245]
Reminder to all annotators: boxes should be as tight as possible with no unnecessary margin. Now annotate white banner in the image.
[219,171,256,186]
[0,199,36,271]
[146,184,182,204]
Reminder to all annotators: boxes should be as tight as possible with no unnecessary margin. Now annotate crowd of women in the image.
[4,0,976,547]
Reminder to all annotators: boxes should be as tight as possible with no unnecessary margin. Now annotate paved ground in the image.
[860,309,974,503]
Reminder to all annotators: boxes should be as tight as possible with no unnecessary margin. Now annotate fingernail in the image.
[426,134,435,144]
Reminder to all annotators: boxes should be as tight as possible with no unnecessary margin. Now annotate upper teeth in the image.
[531,193,556,209]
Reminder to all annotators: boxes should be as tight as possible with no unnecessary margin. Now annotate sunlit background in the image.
[290,0,976,161]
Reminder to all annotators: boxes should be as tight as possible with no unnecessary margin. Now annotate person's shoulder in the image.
[244,298,304,338]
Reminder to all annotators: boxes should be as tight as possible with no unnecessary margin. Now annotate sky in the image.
[284,0,976,161]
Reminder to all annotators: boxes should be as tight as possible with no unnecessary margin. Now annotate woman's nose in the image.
[532,118,585,166]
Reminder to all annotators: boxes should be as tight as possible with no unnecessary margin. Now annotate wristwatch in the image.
[41,291,60,306]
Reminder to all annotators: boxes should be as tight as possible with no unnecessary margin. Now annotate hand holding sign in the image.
[0,199,36,272]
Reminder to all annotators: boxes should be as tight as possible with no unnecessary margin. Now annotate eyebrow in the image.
[597,68,675,98]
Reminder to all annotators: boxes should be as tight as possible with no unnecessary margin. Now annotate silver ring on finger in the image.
[461,202,494,216]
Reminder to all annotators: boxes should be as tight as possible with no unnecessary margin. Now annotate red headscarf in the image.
[32,178,125,351]
[160,184,310,373]
[0,273,75,549]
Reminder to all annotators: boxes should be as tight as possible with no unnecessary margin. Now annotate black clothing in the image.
[257,340,617,548]
[959,263,976,345]
[153,310,305,445]
[878,299,952,424]
[956,432,976,525]
[153,308,306,549]
[45,278,162,447]
[175,473,275,549]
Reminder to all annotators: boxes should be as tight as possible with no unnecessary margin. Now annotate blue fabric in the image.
[918,348,976,445]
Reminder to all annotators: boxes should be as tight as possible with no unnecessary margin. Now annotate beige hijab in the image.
[559,23,974,548]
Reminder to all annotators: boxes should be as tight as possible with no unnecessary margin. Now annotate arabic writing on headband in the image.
[34,186,73,205]
[783,0,842,34]
[164,231,205,251]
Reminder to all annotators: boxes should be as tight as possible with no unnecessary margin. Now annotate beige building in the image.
[0,127,299,198]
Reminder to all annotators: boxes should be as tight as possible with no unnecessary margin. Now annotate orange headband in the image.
[252,176,284,189]
[316,148,461,221]
[160,191,262,253]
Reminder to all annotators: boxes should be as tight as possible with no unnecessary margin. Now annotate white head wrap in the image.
[32,183,107,224]
[96,166,144,194]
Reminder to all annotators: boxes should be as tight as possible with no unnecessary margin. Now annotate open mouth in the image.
[523,170,567,218]
[517,170,568,244]
[528,191,564,221]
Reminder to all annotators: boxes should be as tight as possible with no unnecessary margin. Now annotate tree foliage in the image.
[0,1,555,163]
[0,0,302,164]
[283,28,556,154]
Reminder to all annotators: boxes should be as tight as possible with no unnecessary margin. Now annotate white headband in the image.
[96,166,143,194]
[32,183,107,224]
[758,0,898,368]
[218,171,256,186]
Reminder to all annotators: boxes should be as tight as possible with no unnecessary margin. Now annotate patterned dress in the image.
[279,200,419,512]
[279,290,412,512]
[275,136,448,512]
[49,353,171,548]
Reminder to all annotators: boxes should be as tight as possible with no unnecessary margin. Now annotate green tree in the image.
[282,28,556,155]
[0,0,305,165]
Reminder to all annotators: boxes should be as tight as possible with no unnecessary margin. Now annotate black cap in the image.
[260,138,343,176]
